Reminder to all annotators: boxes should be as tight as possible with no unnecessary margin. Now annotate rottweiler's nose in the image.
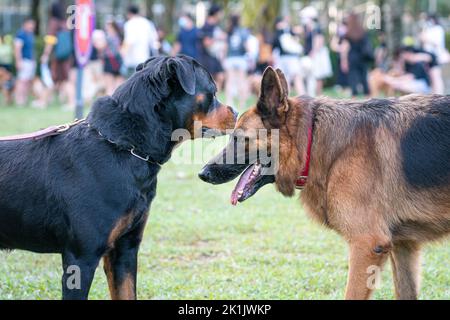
[198,167,212,183]
[228,106,239,121]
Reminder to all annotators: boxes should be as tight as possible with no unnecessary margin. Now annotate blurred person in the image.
[156,28,172,56]
[341,13,373,97]
[14,17,36,106]
[272,16,305,95]
[83,30,106,102]
[102,20,124,96]
[0,34,14,104]
[421,14,449,65]
[383,46,437,94]
[420,15,447,94]
[300,6,332,96]
[368,32,391,97]
[246,30,260,76]
[249,31,272,96]
[121,4,158,77]
[197,4,225,88]
[224,15,250,110]
[172,14,198,59]
[39,2,75,109]
[420,15,445,90]
[330,21,349,95]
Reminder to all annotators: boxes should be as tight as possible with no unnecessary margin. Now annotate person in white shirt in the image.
[421,15,447,63]
[121,5,158,77]
[420,14,448,94]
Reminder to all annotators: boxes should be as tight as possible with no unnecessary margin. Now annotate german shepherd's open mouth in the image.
[230,162,275,205]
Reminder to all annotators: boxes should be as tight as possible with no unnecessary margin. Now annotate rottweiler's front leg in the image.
[103,218,147,300]
[61,251,102,300]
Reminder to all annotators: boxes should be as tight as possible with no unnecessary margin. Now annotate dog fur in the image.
[200,67,450,299]
[0,55,237,299]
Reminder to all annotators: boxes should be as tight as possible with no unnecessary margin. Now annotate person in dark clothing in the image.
[14,17,36,106]
[37,2,75,109]
[102,20,124,96]
[331,21,349,90]
[383,46,436,94]
[172,14,198,59]
[197,4,225,87]
[341,13,373,97]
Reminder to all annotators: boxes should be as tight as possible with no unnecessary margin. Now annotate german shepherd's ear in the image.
[257,67,289,125]
[276,68,289,97]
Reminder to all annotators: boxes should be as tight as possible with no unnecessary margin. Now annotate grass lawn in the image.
[0,94,448,300]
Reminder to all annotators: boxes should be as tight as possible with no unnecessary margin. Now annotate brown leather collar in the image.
[0,119,86,142]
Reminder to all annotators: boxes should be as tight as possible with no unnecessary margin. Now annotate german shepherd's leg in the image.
[390,241,421,300]
[345,234,392,300]
[61,251,102,300]
[103,218,147,300]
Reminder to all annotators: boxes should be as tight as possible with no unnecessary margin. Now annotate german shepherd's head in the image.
[199,67,312,204]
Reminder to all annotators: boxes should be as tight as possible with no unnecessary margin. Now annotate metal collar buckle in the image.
[130,147,150,162]
[295,176,308,190]
[56,118,86,133]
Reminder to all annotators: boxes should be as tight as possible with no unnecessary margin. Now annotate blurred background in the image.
[0,1,449,300]
[1,0,450,111]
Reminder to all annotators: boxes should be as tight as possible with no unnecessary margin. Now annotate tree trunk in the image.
[145,0,155,20]
[385,0,404,56]
[163,0,176,33]
[30,0,40,35]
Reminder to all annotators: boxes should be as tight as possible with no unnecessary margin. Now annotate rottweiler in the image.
[199,67,450,299]
[0,55,237,300]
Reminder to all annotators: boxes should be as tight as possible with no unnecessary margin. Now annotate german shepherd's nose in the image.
[198,167,212,183]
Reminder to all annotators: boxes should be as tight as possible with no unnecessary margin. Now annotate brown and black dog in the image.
[199,67,450,300]
[0,55,237,300]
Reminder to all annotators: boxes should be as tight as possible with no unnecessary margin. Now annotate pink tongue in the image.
[230,164,255,206]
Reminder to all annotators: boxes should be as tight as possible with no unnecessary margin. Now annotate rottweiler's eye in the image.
[195,94,206,105]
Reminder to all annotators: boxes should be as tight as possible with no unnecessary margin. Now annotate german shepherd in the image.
[199,67,450,300]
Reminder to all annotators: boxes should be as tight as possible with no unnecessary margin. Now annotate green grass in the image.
[0,95,448,300]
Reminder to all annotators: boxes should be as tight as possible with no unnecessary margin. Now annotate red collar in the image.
[295,123,313,189]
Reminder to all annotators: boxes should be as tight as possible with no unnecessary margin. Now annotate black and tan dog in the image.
[199,67,450,299]
[0,55,237,300]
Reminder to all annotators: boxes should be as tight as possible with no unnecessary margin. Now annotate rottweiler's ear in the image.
[257,67,289,117]
[136,62,145,72]
[170,57,196,95]
[136,57,158,72]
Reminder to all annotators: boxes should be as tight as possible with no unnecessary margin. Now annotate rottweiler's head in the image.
[199,67,308,205]
[97,55,238,162]
[132,55,237,138]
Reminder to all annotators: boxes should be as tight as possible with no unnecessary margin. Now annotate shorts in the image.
[276,55,301,82]
[199,54,224,76]
[17,59,36,81]
[224,56,248,72]
[410,79,431,94]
